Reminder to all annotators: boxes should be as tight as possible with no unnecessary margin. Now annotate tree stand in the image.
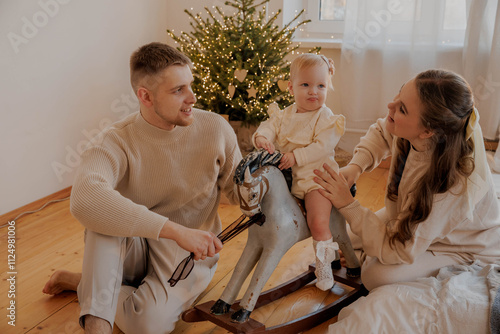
[181,263,367,333]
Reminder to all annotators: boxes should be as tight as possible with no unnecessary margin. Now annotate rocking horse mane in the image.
[233,149,283,185]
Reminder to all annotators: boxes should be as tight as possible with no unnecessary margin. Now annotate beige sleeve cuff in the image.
[338,199,362,221]
[348,150,374,173]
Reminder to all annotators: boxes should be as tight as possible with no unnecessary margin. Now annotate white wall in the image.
[0,0,168,215]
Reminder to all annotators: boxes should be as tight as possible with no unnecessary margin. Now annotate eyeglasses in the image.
[168,213,266,287]
[168,252,195,287]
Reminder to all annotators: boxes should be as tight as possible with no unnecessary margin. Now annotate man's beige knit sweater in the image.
[70,109,242,241]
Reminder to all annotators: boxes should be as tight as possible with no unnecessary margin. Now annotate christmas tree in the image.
[167,0,318,126]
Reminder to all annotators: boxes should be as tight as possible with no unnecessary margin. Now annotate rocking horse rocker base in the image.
[181,264,368,334]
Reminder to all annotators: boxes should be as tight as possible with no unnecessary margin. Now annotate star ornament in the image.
[247,86,257,98]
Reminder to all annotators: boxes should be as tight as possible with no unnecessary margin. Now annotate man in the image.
[43,42,242,333]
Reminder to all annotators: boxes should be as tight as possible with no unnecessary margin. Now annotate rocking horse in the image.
[182,149,366,333]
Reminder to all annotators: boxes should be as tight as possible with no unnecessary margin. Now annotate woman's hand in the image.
[340,164,363,188]
[255,135,275,154]
[314,163,355,209]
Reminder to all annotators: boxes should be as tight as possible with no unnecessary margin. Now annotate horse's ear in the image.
[244,167,252,182]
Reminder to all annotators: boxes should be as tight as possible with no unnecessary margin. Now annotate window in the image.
[443,0,467,30]
[318,0,346,20]
[296,0,467,43]
[302,0,346,40]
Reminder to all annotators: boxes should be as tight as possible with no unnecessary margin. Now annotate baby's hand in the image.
[255,136,275,154]
[279,152,296,170]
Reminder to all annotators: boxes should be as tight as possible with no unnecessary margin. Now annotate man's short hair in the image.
[130,42,192,93]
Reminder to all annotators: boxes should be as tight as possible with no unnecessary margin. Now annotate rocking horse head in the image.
[233,149,283,217]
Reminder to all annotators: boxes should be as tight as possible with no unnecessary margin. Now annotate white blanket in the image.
[329,262,500,334]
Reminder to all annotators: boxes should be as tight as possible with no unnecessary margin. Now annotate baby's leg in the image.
[305,190,338,291]
[305,190,333,241]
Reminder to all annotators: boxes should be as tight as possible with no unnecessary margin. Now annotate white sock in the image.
[313,238,339,291]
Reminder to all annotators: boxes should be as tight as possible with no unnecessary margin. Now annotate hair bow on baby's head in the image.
[327,58,335,76]
[320,55,335,76]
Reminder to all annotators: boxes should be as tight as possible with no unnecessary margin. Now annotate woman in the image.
[314,69,500,291]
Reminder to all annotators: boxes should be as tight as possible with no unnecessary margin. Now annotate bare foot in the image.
[43,270,81,295]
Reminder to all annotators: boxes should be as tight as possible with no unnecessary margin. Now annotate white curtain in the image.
[339,0,467,130]
[339,0,500,140]
[489,146,500,199]
[493,146,500,172]
[463,0,500,140]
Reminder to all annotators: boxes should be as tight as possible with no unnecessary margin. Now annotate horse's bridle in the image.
[237,170,269,213]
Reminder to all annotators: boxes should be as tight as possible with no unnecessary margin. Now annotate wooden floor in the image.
[0,166,387,334]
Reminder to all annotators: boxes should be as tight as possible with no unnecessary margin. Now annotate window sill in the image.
[292,37,342,50]
[292,38,466,51]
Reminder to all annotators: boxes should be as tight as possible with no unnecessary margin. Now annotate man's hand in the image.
[278,152,296,170]
[160,221,223,260]
[255,135,275,154]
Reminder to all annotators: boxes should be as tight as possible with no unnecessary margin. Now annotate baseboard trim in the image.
[1,186,72,224]
[485,139,498,152]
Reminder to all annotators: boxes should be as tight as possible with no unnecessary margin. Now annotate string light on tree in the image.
[167,0,319,126]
